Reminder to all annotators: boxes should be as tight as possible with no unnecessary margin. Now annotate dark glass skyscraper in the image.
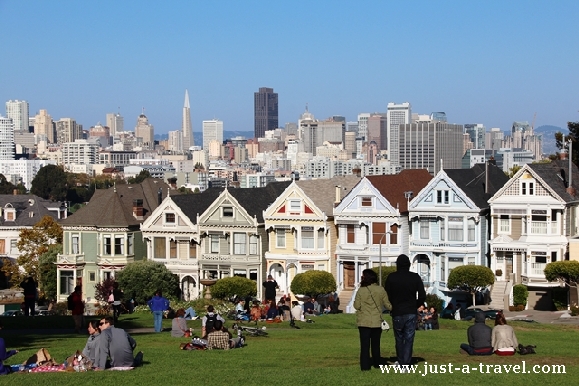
[254,87,278,139]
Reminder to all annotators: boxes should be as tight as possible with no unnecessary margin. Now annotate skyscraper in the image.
[254,87,278,139]
[203,119,223,151]
[5,100,29,134]
[106,112,124,137]
[56,118,82,144]
[0,115,15,160]
[182,90,193,151]
[168,130,183,152]
[387,102,412,165]
[34,109,55,143]
[135,112,154,149]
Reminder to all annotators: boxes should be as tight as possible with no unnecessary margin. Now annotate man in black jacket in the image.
[385,254,426,367]
[459,311,493,355]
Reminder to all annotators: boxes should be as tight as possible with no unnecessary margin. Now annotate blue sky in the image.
[1,0,577,135]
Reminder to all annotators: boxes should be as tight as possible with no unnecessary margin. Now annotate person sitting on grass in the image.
[459,311,493,355]
[266,300,279,320]
[201,305,225,339]
[94,316,142,369]
[207,320,231,350]
[424,306,439,330]
[291,301,303,321]
[82,320,102,364]
[492,312,518,356]
[250,301,262,321]
[304,297,317,316]
[0,321,19,375]
[171,309,190,338]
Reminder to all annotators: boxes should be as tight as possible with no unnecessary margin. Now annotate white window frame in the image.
[317,229,325,250]
[420,220,429,239]
[249,235,258,255]
[103,235,112,255]
[499,215,510,234]
[276,229,286,248]
[233,233,247,255]
[301,227,314,249]
[114,235,125,255]
[467,218,476,241]
[71,234,80,254]
[210,235,219,253]
[448,217,464,242]
[289,200,301,211]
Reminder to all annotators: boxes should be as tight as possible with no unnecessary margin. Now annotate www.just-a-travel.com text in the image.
[380,361,566,376]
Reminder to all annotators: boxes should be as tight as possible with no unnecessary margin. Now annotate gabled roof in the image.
[0,195,65,227]
[367,169,432,213]
[527,159,579,203]
[61,178,177,228]
[444,163,509,209]
[295,175,361,215]
[170,188,223,225]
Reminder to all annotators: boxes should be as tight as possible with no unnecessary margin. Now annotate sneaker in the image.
[459,348,468,355]
[133,351,144,367]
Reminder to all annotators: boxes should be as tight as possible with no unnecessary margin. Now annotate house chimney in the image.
[133,199,144,220]
[352,167,361,177]
[335,186,341,207]
[13,189,18,195]
[158,188,163,205]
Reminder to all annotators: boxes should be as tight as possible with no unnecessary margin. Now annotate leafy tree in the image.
[178,186,193,194]
[38,244,62,301]
[0,215,63,285]
[290,270,336,299]
[371,266,396,288]
[193,188,200,194]
[447,265,494,306]
[425,293,444,312]
[555,123,579,166]
[115,261,180,304]
[128,170,151,184]
[30,164,68,201]
[194,162,204,170]
[545,261,579,308]
[506,165,522,178]
[210,276,257,300]
[0,173,24,194]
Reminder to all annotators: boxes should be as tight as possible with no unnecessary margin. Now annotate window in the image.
[389,224,398,244]
[467,219,475,241]
[346,224,355,244]
[468,256,475,265]
[165,213,176,223]
[223,207,233,217]
[170,240,177,258]
[103,236,112,255]
[128,234,134,255]
[437,190,449,204]
[534,255,547,264]
[72,235,79,254]
[551,251,557,262]
[154,237,166,258]
[210,235,219,253]
[233,233,247,254]
[301,227,314,249]
[276,229,286,248]
[521,182,535,196]
[440,218,445,241]
[440,259,446,282]
[5,211,14,221]
[420,220,429,239]
[89,272,96,282]
[60,270,74,295]
[361,197,372,207]
[448,217,463,241]
[317,229,325,249]
[289,200,301,211]
[499,215,510,233]
[189,241,197,259]
[114,236,124,255]
[249,235,258,255]
[372,222,386,244]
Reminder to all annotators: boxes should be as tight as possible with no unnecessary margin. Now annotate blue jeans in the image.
[184,307,197,320]
[392,314,417,366]
[153,311,163,332]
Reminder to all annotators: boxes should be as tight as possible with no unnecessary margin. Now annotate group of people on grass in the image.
[460,311,519,356]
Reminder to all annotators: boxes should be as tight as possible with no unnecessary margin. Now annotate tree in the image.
[94,277,117,314]
[30,164,68,201]
[290,270,336,299]
[555,121,579,166]
[115,261,180,304]
[545,261,579,307]
[447,265,494,306]
[506,165,521,178]
[128,170,151,184]
[0,173,25,194]
[194,162,204,170]
[0,215,63,285]
[211,276,257,300]
[371,266,396,288]
[38,244,62,301]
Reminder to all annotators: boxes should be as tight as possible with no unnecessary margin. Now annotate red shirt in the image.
[71,292,84,315]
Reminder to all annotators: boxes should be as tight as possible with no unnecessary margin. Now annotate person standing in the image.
[354,269,391,371]
[385,254,426,367]
[20,277,37,317]
[111,282,123,323]
[262,275,279,303]
[70,286,85,333]
[147,290,169,333]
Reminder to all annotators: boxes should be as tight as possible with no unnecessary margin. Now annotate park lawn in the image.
[1,314,577,386]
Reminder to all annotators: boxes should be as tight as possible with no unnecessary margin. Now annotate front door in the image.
[344,262,355,289]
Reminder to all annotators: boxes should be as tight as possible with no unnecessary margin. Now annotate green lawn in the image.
[1,314,577,385]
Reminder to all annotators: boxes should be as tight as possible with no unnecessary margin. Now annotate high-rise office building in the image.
[5,100,29,134]
[203,119,223,151]
[0,115,15,160]
[34,109,55,143]
[399,121,464,175]
[135,112,154,149]
[254,87,278,139]
[106,112,124,137]
[367,114,387,151]
[182,89,193,150]
[357,113,370,141]
[169,130,183,152]
[56,118,82,144]
[387,102,412,165]
[464,124,486,149]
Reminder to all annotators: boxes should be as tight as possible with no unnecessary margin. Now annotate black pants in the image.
[358,326,382,370]
[24,297,35,316]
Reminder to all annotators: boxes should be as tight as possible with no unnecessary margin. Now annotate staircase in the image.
[338,289,354,312]
[489,281,508,310]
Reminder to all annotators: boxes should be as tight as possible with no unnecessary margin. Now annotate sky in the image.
[1,0,578,135]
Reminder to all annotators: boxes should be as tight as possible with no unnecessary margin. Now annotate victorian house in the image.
[489,157,579,309]
[57,179,176,303]
[264,176,360,295]
[334,170,432,295]
[408,162,508,304]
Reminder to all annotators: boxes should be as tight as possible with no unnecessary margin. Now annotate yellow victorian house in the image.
[264,176,360,296]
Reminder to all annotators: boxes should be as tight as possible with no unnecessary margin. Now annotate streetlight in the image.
[378,231,392,287]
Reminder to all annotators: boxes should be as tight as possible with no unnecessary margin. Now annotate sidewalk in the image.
[476,305,579,324]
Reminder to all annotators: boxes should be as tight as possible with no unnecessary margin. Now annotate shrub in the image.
[552,287,568,311]
[290,270,336,298]
[570,306,579,316]
[210,276,257,300]
[425,293,444,312]
[115,261,180,304]
[371,266,396,287]
[512,284,528,306]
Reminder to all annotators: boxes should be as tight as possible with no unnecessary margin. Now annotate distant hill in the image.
[535,125,565,156]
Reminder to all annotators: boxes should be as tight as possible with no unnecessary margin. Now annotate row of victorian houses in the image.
[51,156,579,310]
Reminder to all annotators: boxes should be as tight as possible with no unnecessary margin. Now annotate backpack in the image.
[205,313,218,332]
[67,294,74,311]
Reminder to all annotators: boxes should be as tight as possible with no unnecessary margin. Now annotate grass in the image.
[1,313,577,385]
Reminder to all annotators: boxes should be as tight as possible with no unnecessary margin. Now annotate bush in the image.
[513,284,528,307]
[115,261,180,304]
[371,266,396,287]
[570,306,579,316]
[290,270,336,298]
[552,287,568,311]
[425,293,444,312]
[210,276,257,300]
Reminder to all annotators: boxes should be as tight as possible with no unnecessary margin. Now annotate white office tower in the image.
[182,90,193,150]
[34,109,55,143]
[168,130,183,152]
[5,100,29,134]
[0,115,15,160]
[135,112,154,149]
[56,118,82,144]
[386,102,412,165]
[357,113,370,141]
[106,112,124,136]
[202,119,223,151]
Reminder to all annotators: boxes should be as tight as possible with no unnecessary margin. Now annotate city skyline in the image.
[1,1,578,134]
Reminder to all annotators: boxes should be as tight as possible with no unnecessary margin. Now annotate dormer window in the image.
[361,197,372,207]
[289,200,301,211]
[521,182,534,195]
[165,213,176,224]
[436,190,450,204]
